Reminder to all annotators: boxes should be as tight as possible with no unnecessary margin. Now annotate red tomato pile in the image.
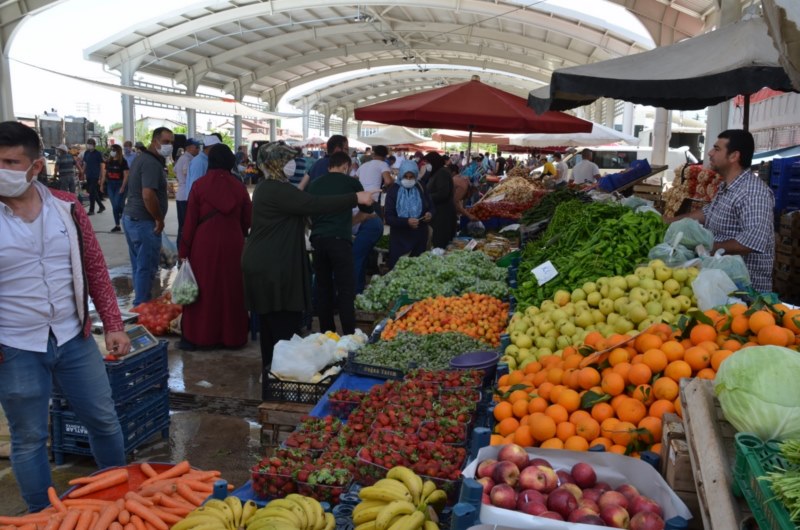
[131,293,182,336]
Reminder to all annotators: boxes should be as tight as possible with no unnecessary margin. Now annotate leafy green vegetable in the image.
[714,346,800,441]
[354,331,489,371]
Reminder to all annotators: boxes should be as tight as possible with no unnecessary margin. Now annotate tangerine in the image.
[721,339,742,352]
[628,363,653,386]
[653,377,680,401]
[635,333,663,354]
[638,416,662,444]
[609,421,636,446]
[615,397,647,424]
[564,435,590,451]
[631,384,654,405]
[527,396,549,414]
[512,399,530,419]
[696,368,716,379]
[507,370,526,385]
[758,324,791,346]
[508,389,531,404]
[540,437,564,449]
[575,417,601,441]
[601,372,626,396]
[493,401,513,421]
[749,310,776,334]
[661,340,685,361]
[545,404,569,424]
[578,367,601,390]
[664,360,692,381]
[711,349,734,371]
[569,410,592,425]
[608,348,630,366]
[557,388,581,413]
[783,309,800,334]
[591,402,616,423]
[642,349,669,373]
[514,424,534,447]
[556,420,577,441]
[684,346,711,371]
[497,417,520,437]
[612,362,632,382]
[590,437,613,450]
[608,444,627,454]
[490,434,505,446]
[730,314,751,336]
[649,399,676,419]
[529,414,557,442]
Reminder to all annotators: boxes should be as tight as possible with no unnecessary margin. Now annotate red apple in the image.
[481,493,491,505]
[600,505,631,529]
[536,465,559,493]
[489,484,517,510]
[476,476,494,496]
[582,488,603,504]
[547,487,579,519]
[492,461,520,487]
[629,495,663,517]
[568,507,601,523]
[538,511,564,521]
[630,511,665,530]
[616,483,640,502]
[529,457,552,468]
[518,466,547,491]
[477,459,498,479]
[498,443,529,469]
[595,481,613,492]
[578,498,600,513]
[556,469,575,485]
[516,489,546,507]
[518,501,548,516]
[561,483,583,500]
[599,490,630,510]
[571,462,597,489]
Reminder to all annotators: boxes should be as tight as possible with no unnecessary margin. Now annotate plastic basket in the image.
[298,472,353,504]
[345,351,405,380]
[251,470,299,499]
[263,371,339,404]
[732,432,796,530]
[51,387,170,464]
[329,398,361,420]
[52,341,169,408]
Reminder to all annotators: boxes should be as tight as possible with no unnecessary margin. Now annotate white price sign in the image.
[465,239,479,251]
[531,260,558,285]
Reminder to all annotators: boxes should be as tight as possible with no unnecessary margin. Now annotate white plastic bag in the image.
[171,260,199,305]
[271,334,337,382]
[160,233,178,269]
[692,269,738,311]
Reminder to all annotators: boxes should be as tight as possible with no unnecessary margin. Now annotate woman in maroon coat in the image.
[178,144,252,349]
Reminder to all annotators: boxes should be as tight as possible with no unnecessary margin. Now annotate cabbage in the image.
[714,345,800,441]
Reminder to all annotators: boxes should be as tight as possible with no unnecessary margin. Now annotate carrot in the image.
[57,510,81,530]
[150,494,189,510]
[63,500,112,511]
[123,500,167,530]
[143,524,156,530]
[122,493,153,508]
[138,462,190,488]
[44,515,63,530]
[128,516,145,530]
[89,512,99,530]
[180,471,220,482]
[174,483,205,507]
[154,506,191,517]
[18,524,37,530]
[68,468,130,487]
[117,511,130,526]
[67,470,129,499]
[91,503,120,530]
[75,510,94,530]
[48,487,67,513]
[0,516,55,525]
[175,480,212,493]
[124,524,135,530]
[109,523,123,530]
[136,482,176,498]
[139,464,157,479]
[148,509,179,526]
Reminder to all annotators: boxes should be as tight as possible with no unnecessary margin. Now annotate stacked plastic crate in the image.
[774,212,800,303]
[50,340,170,464]
[769,156,800,220]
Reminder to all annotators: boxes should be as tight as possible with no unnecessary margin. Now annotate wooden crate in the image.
[779,212,800,233]
[258,401,313,450]
[679,378,752,530]
[354,310,387,335]
[632,183,663,209]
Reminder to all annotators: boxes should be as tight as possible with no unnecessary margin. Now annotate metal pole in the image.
[743,94,750,132]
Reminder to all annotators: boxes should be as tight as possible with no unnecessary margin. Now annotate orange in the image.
[557,388,581,413]
[532,370,548,387]
[493,401,513,422]
[527,396,549,414]
[524,361,543,375]
[728,303,747,316]
[512,399,530,419]
[612,362,632,383]
[650,442,663,454]
[642,349,669,373]
[783,309,800,334]
[546,368,564,385]
[490,434,505,445]
[540,437,564,449]
[711,349,734,371]
[562,369,580,390]
[514,424,534,447]
[664,360,692,381]
[608,348,630,366]
[556,420,577,441]
[696,368,716,380]
[674,397,683,418]
[564,435,590,451]
[649,399,676,419]
[549,384,566,404]
[584,331,604,348]
[697,340,719,353]
[653,377,679,401]
[545,404,569,424]
[631,354,644,365]
[497,417,520,437]
[638,416,662,444]
[758,324,791,346]
[600,417,620,437]
[591,402,616,423]
[721,339,742,352]
[507,370,525,386]
[615,397,647,424]
[635,333,663,354]
[607,334,632,348]
[749,310,776,334]
[508,389,530,404]
[684,346,711,371]
[590,437,613,450]
[536,382,554,401]
[563,354,582,370]
[609,420,636,446]
[628,363,653,386]
[730,314,751,336]
[577,367,601,390]
[575,417,601,441]
[631,384,654,405]
[661,340,685,361]
[569,410,592,424]
[504,432,516,444]
[601,372,626,396]
[608,444,627,454]
[529,414,557,442]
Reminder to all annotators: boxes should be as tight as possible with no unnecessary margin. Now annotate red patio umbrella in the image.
[354,75,591,157]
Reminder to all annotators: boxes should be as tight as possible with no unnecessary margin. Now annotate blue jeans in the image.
[353,216,384,294]
[123,215,161,306]
[0,332,124,512]
[105,180,125,226]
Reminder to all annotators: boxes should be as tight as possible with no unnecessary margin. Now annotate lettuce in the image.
[714,345,800,441]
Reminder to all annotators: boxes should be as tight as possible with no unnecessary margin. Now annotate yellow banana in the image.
[387,512,425,530]
[224,496,243,527]
[359,486,411,503]
[375,501,416,530]
[423,490,447,513]
[203,501,235,527]
[421,481,436,501]
[323,513,335,530]
[353,501,388,516]
[264,499,308,528]
[242,500,259,525]
[386,467,423,506]
[246,520,298,530]
[355,521,377,530]
[248,507,303,528]
[308,498,326,530]
[374,479,412,498]
[176,523,228,530]
[171,515,227,530]
[286,494,317,529]
[352,505,385,525]
[189,507,232,527]
[424,522,439,530]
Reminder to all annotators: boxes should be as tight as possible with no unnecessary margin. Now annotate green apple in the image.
[636,266,655,280]
[587,292,603,307]
[559,321,577,337]
[553,290,571,306]
[541,300,556,312]
[575,311,594,328]
[575,300,590,311]
[661,311,676,324]
[512,320,529,333]
[664,298,682,315]
[672,268,689,284]
[613,296,630,314]
[639,278,656,290]
[591,309,606,324]
[556,335,573,350]
[675,295,692,311]
[513,334,532,349]
[525,327,538,338]
[606,313,620,325]
[562,304,576,317]
[664,279,681,295]
[571,288,587,302]
[649,259,667,270]
[600,283,610,298]
[608,286,626,301]
[610,276,628,290]
[627,303,648,324]
[638,318,654,331]
[536,348,553,359]
[652,280,664,290]
[687,267,700,279]
[505,345,521,358]
[551,309,567,322]
[596,277,610,289]
[500,355,517,370]
[647,289,663,303]
[614,318,634,334]
[629,287,649,304]
[625,274,640,289]
[583,281,598,294]
[645,300,663,316]
[680,286,694,298]
[599,298,615,316]
[655,267,672,282]
[525,306,540,318]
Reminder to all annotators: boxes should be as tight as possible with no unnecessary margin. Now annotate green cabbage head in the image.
[714,345,800,441]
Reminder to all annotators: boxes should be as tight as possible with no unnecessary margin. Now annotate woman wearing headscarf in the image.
[384,160,433,269]
[423,152,456,248]
[179,144,252,350]
[241,141,374,398]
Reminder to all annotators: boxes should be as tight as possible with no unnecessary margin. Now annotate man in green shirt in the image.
[308,151,374,335]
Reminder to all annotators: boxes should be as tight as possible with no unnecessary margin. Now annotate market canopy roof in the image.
[508,121,640,147]
[357,125,430,146]
[433,130,510,144]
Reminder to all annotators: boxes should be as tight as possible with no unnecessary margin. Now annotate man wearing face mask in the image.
[123,126,173,306]
[82,139,106,215]
[0,121,130,511]
[122,140,137,167]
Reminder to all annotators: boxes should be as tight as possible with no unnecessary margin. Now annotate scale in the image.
[93,324,160,359]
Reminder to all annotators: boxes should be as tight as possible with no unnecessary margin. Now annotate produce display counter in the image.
[308,373,385,417]
[609,164,668,194]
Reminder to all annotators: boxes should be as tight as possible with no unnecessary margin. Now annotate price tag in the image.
[531,260,558,285]
[465,239,478,251]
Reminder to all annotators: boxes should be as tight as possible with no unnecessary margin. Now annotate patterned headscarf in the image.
[257,141,298,182]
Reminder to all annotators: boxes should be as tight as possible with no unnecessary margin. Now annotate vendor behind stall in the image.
[666,129,774,292]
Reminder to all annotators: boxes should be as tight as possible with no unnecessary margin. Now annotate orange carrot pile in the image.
[0,461,231,530]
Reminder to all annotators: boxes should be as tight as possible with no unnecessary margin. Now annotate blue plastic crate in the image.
[769,156,800,187]
[773,185,800,215]
[50,386,170,464]
[52,340,169,408]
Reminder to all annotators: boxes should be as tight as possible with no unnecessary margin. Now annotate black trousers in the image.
[258,311,303,399]
[311,236,356,336]
[87,178,105,212]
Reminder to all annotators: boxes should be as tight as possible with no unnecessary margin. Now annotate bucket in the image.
[449,350,501,388]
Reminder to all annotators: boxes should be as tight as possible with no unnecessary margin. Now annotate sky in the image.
[8,0,655,137]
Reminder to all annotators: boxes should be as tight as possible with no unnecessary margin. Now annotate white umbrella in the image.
[357,125,430,146]
[508,122,639,147]
[762,0,800,91]
[299,136,327,148]
[347,137,371,150]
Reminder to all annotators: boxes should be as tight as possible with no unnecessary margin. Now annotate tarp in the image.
[529,16,797,113]
[753,144,800,163]
[432,129,510,144]
[357,125,431,146]
[508,121,639,147]
[763,0,800,91]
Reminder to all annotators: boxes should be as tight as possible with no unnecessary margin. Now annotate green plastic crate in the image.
[732,432,798,530]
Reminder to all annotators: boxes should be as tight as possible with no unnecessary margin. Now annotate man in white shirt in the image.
[570,148,601,186]
[174,138,200,246]
[0,121,130,511]
[357,145,393,202]
[553,153,568,184]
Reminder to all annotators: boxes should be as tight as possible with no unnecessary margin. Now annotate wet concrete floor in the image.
[0,196,273,515]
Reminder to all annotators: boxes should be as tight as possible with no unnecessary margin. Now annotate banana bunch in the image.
[172,494,334,530]
[353,467,447,530]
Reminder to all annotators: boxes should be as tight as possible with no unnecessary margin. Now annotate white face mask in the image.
[425,164,432,173]
[158,144,173,158]
[283,160,297,177]
[0,164,34,198]
[400,178,416,189]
